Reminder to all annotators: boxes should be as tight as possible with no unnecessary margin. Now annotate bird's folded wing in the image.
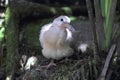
[39,23,52,47]
[66,28,72,41]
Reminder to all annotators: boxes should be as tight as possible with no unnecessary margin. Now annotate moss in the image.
[5,6,19,79]
[23,19,53,51]
[51,65,73,80]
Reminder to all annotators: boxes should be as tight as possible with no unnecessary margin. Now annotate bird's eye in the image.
[60,18,63,21]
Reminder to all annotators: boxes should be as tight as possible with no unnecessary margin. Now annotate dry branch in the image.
[86,0,98,60]
[98,44,116,80]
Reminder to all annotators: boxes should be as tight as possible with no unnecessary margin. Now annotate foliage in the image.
[61,7,72,15]
[100,0,118,50]
[0,21,5,42]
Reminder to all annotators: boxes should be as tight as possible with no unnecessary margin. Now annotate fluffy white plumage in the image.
[24,56,38,70]
[78,43,88,53]
[39,16,74,60]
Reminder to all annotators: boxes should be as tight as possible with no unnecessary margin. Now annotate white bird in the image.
[39,15,75,68]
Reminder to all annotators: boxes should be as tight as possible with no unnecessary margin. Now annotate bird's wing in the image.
[66,28,72,41]
[39,23,52,47]
[66,25,75,42]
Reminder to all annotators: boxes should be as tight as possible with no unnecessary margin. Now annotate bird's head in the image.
[52,15,75,32]
[52,16,71,28]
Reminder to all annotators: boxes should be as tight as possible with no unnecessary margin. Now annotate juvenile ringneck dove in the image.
[39,16,75,68]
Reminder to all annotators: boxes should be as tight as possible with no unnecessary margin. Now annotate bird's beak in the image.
[62,22,75,32]
[66,23,75,32]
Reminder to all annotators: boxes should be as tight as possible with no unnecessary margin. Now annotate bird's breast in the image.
[43,27,67,47]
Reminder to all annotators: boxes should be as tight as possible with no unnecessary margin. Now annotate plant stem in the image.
[94,0,105,50]
[86,0,98,60]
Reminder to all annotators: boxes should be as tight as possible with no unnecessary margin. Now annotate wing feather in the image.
[39,23,52,47]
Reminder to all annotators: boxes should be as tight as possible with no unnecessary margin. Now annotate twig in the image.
[93,0,105,50]
[98,44,116,80]
[86,0,98,61]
